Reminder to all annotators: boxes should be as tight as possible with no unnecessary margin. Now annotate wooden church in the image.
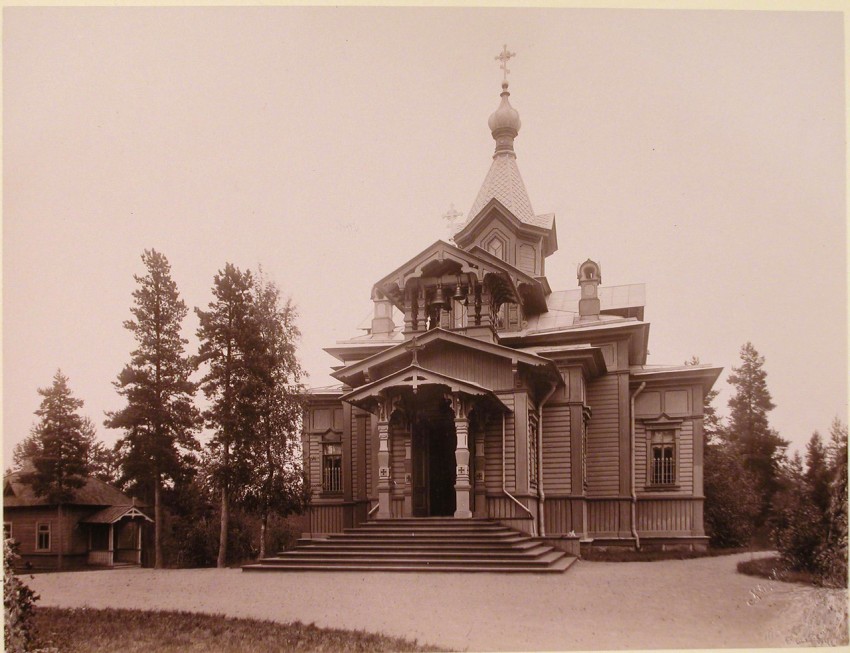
[295,53,721,563]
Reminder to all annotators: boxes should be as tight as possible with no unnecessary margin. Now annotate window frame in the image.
[36,522,51,552]
[321,441,343,496]
[643,420,681,490]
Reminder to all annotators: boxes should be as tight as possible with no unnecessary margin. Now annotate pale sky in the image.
[3,7,846,465]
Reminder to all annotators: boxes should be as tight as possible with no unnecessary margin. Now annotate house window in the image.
[322,443,343,494]
[36,523,51,551]
[3,522,12,540]
[650,429,676,486]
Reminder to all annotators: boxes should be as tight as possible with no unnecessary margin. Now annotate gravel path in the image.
[26,552,847,651]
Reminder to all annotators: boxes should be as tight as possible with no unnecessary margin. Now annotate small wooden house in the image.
[300,76,722,553]
[3,469,152,569]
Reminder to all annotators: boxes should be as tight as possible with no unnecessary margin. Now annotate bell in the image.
[431,286,450,311]
[452,283,466,302]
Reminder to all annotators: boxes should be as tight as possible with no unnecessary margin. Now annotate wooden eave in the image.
[526,345,608,379]
[371,239,547,315]
[331,327,563,389]
[630,365,723,393]
[81,505,153,525]
[340,364,512,413]
[500,320,650,366]
[453,198,558,257]
[323,341,399,364]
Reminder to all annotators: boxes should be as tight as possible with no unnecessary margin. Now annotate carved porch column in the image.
[450,393,473,519]
[376,395,393,519]
[403,432,413,517]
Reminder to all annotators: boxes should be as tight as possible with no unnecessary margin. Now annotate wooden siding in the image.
[5,506,90,556]
[484,394,516,492]
[542,497,580,535]
[587,498,626,536]
[541,403,571,494]
[636,498,695,535]
[419,343,512,389]
[350,409,358,500]
[307,433,322,496]
[310,504,344,534]
[486,495,536,535]
[585,375,621,496]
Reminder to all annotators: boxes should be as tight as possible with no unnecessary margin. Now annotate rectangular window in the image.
[36,523,51,551]
[650,430,676,485]
[322,443,343,494]
[528,415,539,488]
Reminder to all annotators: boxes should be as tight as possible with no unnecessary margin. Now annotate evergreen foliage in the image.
[725,342,788,524]
[240,272,308,559]
[196,263,261,568]
[105,249,201,568]
[772,420,848,587]
[21,371,92,570]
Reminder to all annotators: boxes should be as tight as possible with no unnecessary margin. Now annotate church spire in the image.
[467,45,535,224]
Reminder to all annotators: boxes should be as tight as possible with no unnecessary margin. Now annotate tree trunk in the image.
[259,512,267,560]
[217,487,229,568]
[57,503,63,571]
[154,472,163,569]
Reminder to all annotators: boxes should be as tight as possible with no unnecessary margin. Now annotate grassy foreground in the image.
[32,607,444,652]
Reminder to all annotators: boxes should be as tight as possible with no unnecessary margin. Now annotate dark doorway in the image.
[412,405,457,517]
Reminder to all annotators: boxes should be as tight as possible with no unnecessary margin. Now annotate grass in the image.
[581,546,756,562]
[32,607,445,653]
[736,555,820,586]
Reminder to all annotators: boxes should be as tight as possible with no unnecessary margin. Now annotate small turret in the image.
[577,259,601,322]
[371,289,396,338]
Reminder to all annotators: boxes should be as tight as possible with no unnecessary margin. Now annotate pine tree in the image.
[105,249,200,568]
[196,263,260,568]
[726,342,788,524]
[805,431,831,520]
[22,371,91,569]
[241,272,308,558]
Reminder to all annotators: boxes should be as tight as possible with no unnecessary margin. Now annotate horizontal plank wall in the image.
[419,344,512,389]
[541,403,571,494]
[585,375,620,496]
[486,495,535,534]
[484,393,516,493]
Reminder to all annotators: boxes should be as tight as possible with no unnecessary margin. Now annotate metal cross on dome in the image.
[495,44,516,83]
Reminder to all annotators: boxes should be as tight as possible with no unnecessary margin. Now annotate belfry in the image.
[299,48,721,556]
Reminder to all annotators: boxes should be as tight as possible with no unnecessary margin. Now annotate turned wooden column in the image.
[376,419,392,519]
[450,393,473,519]
[403,432,413,517]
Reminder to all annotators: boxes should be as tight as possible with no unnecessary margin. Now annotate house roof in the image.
[80,505,153,524]
[3,470,134,508]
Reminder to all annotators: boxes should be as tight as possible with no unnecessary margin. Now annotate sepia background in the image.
[3,7,846,462]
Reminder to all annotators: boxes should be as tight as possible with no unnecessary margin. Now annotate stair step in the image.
[247,520,575,574]
[243,556,577,574]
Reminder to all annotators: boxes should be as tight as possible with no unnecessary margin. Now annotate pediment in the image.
[372,239,546,314]
[340,364,511,414]
[454,198,557,257]
[332,327,562,390]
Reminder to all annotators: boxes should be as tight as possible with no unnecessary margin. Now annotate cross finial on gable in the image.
[495,44,516,84]
[405,336,425,366]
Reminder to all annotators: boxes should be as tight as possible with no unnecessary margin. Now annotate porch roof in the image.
[81,505,153,524]
[340,364,512,413]
[332,327,562,388]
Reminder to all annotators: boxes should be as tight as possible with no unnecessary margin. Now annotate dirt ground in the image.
[26,552,848,651]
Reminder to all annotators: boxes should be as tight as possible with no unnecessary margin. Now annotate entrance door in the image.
[412,428,429,516]
[411,411,457,517]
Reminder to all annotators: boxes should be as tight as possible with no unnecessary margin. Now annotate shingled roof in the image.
[3,470,134,508]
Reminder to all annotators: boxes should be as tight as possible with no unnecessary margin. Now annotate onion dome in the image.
[487,82,521,156]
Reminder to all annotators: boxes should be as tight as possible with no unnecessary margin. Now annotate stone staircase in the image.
[242,518,576,573]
